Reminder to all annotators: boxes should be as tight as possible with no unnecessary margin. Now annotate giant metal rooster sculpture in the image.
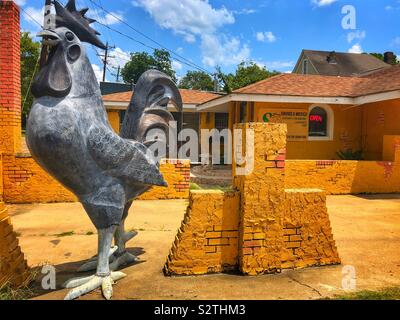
[27,0,182,300]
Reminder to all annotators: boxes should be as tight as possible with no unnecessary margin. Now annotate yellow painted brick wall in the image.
[2,153,77,203]
[234,123,287,275]
[164,190,240,275]
[0,201,29,287]
[2,154,189,203]
[285,160,400,194]
[138,159,190,200]
[283,189,340,269]
[166,123,340,277]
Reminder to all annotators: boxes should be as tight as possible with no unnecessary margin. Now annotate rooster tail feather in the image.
[120,70,182,147]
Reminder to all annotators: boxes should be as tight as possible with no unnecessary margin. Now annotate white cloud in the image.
[201,34,250,67]
[132,0,248,68]
[347,30,366,43]
[172,60,183,71]
[312,0,338,7]
[233,8,257,15]
[133,0,234,39]
[108,47,131,69]
[96,12,124,25]
[92,64,104,82]
[392,37,400,47]
[13,0,26,6]
[348,43,363,54]
[256,60,295,71]
[256,31,277,43]
[176,47,184,54]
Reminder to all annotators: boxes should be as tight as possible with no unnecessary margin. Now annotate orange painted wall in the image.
[106,110,120,133]
[253,102,363,160]
[362,99,400,160]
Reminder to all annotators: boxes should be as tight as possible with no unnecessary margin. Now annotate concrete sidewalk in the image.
[7,195,400,300]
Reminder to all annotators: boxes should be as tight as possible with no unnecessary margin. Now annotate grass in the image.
[0,268,39,300]
[190,182,233,192]
[333,287,400,300]
[54,231,75,237]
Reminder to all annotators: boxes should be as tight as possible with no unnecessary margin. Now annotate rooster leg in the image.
[109,220,140,270]
[77,245,118,273]
[64,226,126,300]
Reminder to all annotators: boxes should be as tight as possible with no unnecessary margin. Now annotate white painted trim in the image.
[197,90,400,112]
[103,101,198,112]
[307,104,334,141]
[353,90,400,105]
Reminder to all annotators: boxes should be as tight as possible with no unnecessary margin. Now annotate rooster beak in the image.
[37,29,61,47]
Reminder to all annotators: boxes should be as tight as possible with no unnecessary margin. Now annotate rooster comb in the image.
[53,0,107,49]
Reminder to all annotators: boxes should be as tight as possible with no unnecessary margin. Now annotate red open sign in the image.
[310,115,323,123]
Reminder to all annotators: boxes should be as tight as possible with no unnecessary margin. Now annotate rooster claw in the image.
[63,271,126,300]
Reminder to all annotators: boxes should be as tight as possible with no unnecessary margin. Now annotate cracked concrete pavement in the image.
[7,194,400,300]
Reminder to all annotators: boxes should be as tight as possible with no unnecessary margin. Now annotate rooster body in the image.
[27,3,181,299]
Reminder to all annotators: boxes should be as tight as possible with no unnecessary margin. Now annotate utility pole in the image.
[116,66,121,82]
[97,42,115,82]
[39,0,54,68]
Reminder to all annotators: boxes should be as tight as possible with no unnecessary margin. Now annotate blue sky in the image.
[16,0,400,82]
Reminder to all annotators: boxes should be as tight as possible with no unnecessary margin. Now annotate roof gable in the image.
[295,50,389,77]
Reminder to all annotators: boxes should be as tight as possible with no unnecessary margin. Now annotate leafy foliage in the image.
[179,71,215,91]
[20,32,40,122]
[217,61,280,93]
[121,49,177,85]
[336,149,364,160]
[369,52,399,64]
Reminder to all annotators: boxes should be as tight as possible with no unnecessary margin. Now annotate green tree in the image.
[369,52,399,64]
[221,61,280,93]
[121,49,176,85]
[20,32,40,123]
[179,71,215,91]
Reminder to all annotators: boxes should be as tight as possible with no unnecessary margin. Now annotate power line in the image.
[86,0,213,75]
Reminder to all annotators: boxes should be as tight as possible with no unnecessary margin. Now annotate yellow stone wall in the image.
[0,201,30,287]
[283,189,340,269]
[285,159,400,194]
[164,190,240,275]
[2,154,189,204]
[234,123,287,275]
[165,123,340,276]
[137,159,190,200]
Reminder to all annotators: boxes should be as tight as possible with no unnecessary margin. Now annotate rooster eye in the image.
[65,32,75,41]
[67,44,81,62]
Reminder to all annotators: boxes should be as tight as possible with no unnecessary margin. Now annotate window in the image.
[215,113,229,131]
[302,59,308,74]
[240,102,247,123]
[308,107,328,137]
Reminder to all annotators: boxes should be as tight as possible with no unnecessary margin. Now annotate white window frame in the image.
[308,104,334,141]
[302,59,308,74]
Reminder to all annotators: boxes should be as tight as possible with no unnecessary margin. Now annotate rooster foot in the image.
[109,251,140,271]
[77,246,119,273]
[123,230,138,243]
[63,271,126,300]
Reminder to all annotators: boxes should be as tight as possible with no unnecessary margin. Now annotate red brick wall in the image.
[0,1,22,154]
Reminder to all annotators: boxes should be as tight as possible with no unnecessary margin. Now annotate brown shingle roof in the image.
[300,50,389,76]
[234,65,400,98]
[103,89,222,105]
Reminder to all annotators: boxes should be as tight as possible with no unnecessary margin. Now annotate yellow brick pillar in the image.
[0,201,29,287]
[233,123,287,275]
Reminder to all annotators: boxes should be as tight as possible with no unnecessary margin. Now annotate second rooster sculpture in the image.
[27,0,182,300]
